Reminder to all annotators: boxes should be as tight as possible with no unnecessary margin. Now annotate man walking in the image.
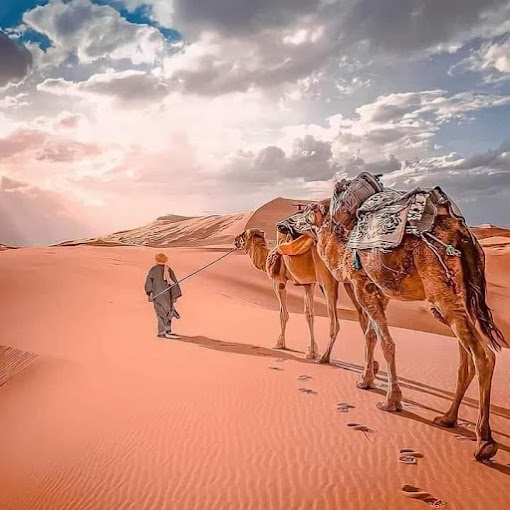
[144,253,182,339]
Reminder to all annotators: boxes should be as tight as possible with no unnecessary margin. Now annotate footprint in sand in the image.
[401,484,446,508]
[399,448,424,465]
[298,387,317,395]
[268,366,283,371]
[297,375,312,381]
[275,358,286,363]
[347,422,375,441]
[336,402,356,413]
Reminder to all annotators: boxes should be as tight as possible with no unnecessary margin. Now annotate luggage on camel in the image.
[346,185,464,252]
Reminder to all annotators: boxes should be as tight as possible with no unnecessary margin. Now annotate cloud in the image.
[172,0,321,36]
[222,135,340,184]
[38,70,169,104]
[0,128,102,162]
[356,90,510,124]
[343,0,510,56]
[23,0,165,67]
[0,31,33,86]
[162,23,337,95]
[450,36,510,82]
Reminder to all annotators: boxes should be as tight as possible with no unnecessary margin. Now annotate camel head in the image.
[277,201,329,239]
[234,228,266,251]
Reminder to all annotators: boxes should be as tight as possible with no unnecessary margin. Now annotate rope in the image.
[419,233,452,281]
[152,247,238,299]
[424,232,461,257]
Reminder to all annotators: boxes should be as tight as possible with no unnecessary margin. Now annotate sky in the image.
[0,0,509,246]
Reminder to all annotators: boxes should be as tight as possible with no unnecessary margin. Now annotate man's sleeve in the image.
[144,269,153,296]
[169,268,182,299]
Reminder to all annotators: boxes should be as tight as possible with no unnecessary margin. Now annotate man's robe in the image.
[144,265,182,335]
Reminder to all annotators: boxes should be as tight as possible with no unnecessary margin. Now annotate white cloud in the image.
[24,0,165,67]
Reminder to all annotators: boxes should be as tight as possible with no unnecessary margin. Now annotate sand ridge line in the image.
[0,347,39,386]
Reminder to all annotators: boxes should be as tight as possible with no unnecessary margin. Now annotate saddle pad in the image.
[348,201,410,250]
[347,187,460,251]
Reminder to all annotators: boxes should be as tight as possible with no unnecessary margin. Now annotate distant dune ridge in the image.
[0,243,18,251]
[55,198,509,250]
[56,197,312,248]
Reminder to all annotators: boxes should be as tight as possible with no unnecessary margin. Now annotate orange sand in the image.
[1,242,510,510]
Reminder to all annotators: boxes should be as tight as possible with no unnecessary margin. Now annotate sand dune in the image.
[2,200,510,509]
[1,244,510,510]
[56,197,311,248]
[0,243,17,251]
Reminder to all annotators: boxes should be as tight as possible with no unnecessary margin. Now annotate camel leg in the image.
[445,311,497,461]
[272,280,289,349]
[353,279,402,411]
[304,284,319,359]
[433,342,475,428]
[318,280,340,364]
[343,282,382,388]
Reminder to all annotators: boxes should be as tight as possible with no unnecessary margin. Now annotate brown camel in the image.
[280,192,506,461]
[233,228,340,361]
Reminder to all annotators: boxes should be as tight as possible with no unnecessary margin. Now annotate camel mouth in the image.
[277,221,302,240]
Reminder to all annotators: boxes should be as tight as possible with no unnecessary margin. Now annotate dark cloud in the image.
[174,0,321,36]
[344,0,508,55]
[0,31,33,86]
[342,154,402,176]
[83,71,169,102]
[223,135,340,184]
[456,139,510,170]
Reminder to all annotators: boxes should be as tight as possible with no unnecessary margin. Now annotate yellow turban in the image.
[155,253,168,264]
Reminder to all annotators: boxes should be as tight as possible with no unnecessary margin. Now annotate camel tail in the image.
[460,229,507,351]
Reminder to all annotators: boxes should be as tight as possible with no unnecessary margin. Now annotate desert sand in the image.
[1,200,510,509]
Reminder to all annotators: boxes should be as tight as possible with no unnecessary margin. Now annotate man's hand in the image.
[148,292,154,302]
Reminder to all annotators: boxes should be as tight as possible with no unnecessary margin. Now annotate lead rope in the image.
[152,247,238,299]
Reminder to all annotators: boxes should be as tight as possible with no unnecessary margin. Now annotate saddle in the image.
[347,186,463,251]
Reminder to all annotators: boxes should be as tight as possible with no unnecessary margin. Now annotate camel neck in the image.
[247,241,269,272]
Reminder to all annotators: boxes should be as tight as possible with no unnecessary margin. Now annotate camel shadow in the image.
[175,335,510,471]
[179,335,314,364]
[331,359,510,422]
[385,407,510,475]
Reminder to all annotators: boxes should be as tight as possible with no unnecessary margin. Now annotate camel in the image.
[233,228,340,361]
[234,227,379,366]
[278,188,506,462]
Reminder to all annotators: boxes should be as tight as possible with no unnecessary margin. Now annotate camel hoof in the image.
[356,379,375,390]
[272,343,286,350]
[318,354,330,364]
[474,440,498,462]
[305,351,318,360]
[433,415,457,428]
[376,400,403,413]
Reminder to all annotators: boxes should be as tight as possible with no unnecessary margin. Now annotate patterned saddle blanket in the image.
[347,187,462,251]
